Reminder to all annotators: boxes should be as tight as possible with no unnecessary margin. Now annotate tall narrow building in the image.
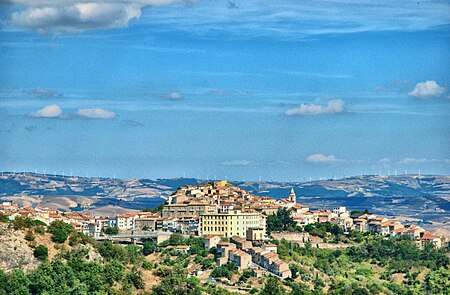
[288,188,297,204]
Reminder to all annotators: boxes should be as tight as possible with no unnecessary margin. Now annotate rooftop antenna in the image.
[418,169,421,177]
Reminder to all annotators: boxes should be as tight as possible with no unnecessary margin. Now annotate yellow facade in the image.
[200,210,262,238]
[214,180,229,187]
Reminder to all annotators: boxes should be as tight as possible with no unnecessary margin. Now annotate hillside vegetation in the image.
[1,215,449,295]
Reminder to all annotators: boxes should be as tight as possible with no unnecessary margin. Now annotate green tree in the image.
[152,266,202,295]
[143,240,157,255]
[422,267,450,294]
[47,220,75,243]
[267,208,297,232]
[34,245,49,261]
[104,226,119,235]
[3,269,30,295]
[260,276,287,295]
[97,240,126,262]
[168,233,184,245]
[291,282,312,295]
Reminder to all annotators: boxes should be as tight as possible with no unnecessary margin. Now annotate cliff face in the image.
[0,223,40,272]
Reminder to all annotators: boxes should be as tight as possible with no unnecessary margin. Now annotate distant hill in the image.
[236,175,450,226]
[1,172,449,228]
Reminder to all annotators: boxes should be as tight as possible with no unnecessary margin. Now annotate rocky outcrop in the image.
[0,222,40,272]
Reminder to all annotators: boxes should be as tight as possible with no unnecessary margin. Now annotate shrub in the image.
[47,220,75,243]
[142,240,157,256]
[103,226,119,235]
[34,245,48,261]
[25,230,35,241]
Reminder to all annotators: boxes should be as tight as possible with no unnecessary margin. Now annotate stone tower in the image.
[288,188,296,203]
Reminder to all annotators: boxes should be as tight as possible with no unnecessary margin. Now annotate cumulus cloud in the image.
[306,154,342,164]
[408,80,445,99]
[28,87,61,98]
[28,104,62,118]
[285,99,345,116]
[10,0,182,34]
[75,108,117,119]
[165,91,183,100]
[221,160,252,166]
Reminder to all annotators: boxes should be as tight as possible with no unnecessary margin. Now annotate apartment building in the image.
[200,210,264,238]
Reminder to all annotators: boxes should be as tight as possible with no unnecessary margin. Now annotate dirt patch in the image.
[141,269,161,292]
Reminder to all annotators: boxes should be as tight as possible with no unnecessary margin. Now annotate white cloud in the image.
[75,108,117,119]
[408,80,445,99]
[398,157,427,165]
[7,1,449,36]
[285,99,345,116]
[28,104,62,118]
[10,1,182,34]
[221,160,252,166]
[165,91,183,100]
[306,154,342,164]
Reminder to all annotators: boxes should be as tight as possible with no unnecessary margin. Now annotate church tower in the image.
[288,188,296,204]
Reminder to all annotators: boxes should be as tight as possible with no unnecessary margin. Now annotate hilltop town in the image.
[1,180,448,285]
[1,172,448,234]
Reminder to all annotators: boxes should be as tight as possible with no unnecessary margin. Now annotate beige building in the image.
[205,235,221,250]
[162,202,217,218]
[230,236,252,250]
[134,217,162,231]
[228,249,252,270]
[200,210,264,238]
[246,227,265,241]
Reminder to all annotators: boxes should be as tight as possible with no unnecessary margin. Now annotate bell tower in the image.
[288,188,296,203]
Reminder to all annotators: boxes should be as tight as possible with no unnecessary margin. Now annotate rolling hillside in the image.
[1,172,448,230]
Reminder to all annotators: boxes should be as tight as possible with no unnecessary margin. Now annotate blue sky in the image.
[0,0,449,181]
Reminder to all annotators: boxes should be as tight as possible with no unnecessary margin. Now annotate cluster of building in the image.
[1,180,448,278]
[206,235,291,279]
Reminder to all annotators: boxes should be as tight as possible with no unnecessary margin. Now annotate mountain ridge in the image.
[1,172,448,231]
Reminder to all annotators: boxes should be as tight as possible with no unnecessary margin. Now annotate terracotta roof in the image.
[420,231,437,240]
